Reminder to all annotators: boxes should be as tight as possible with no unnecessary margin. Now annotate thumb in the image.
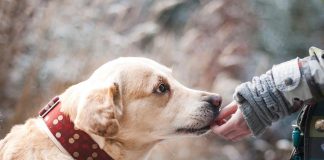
[216,101,238,120]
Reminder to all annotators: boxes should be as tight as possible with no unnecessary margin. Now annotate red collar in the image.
[39,96,114,160]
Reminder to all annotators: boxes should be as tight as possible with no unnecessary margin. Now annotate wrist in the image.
[238,101,267,136]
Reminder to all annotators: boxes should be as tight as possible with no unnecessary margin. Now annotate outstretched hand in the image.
[212,101,252,141]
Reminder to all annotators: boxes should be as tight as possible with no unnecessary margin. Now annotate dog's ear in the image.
[75,82,121,137]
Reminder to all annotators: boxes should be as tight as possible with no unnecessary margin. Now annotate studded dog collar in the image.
[39,96,113,160]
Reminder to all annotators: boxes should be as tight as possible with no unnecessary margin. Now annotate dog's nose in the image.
[205,95,222,108]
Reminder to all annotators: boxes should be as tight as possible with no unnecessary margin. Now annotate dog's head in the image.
[67,57,221,143]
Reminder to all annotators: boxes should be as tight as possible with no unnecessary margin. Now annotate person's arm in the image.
[212,47,324,138]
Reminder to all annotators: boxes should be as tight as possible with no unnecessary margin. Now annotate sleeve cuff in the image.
[239,101,267,136]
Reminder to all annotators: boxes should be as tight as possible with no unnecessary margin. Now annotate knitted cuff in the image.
[239,101,267,136]
[234,71,291,136]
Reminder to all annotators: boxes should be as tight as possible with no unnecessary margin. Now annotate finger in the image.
[216,101,238,120]
[231,133,252,142]
[223,130,243,140]
[222,125,250,140]
[222,130,238,140]
[212,113,241,135]
[214,119,227,126]
[213,128,236,140]
[212,120,236,136]
[228,129,251,138]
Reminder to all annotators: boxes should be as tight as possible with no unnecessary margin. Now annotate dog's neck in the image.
[99,134,159,160]
[59,87,159,160]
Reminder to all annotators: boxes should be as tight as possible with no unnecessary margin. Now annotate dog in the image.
[0,57,221,160]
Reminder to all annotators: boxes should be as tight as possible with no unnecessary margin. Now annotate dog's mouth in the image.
[175,102,220,136]
[176,125,211,135]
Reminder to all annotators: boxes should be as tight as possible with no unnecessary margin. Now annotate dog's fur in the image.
[0,57,221,160]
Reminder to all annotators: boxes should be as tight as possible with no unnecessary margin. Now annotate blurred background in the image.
[0,0,323,159]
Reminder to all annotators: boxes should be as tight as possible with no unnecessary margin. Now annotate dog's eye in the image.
[156,83,169,94]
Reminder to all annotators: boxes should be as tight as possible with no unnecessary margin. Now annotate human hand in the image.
[212,101,252,141]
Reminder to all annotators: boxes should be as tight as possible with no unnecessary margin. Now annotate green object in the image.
[292,127,301,148]
[292,154,302,160]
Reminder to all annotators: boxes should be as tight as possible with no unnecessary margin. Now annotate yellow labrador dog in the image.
[0,57,221,160]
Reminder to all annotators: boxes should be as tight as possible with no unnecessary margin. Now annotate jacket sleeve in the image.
[234,47,324,136]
